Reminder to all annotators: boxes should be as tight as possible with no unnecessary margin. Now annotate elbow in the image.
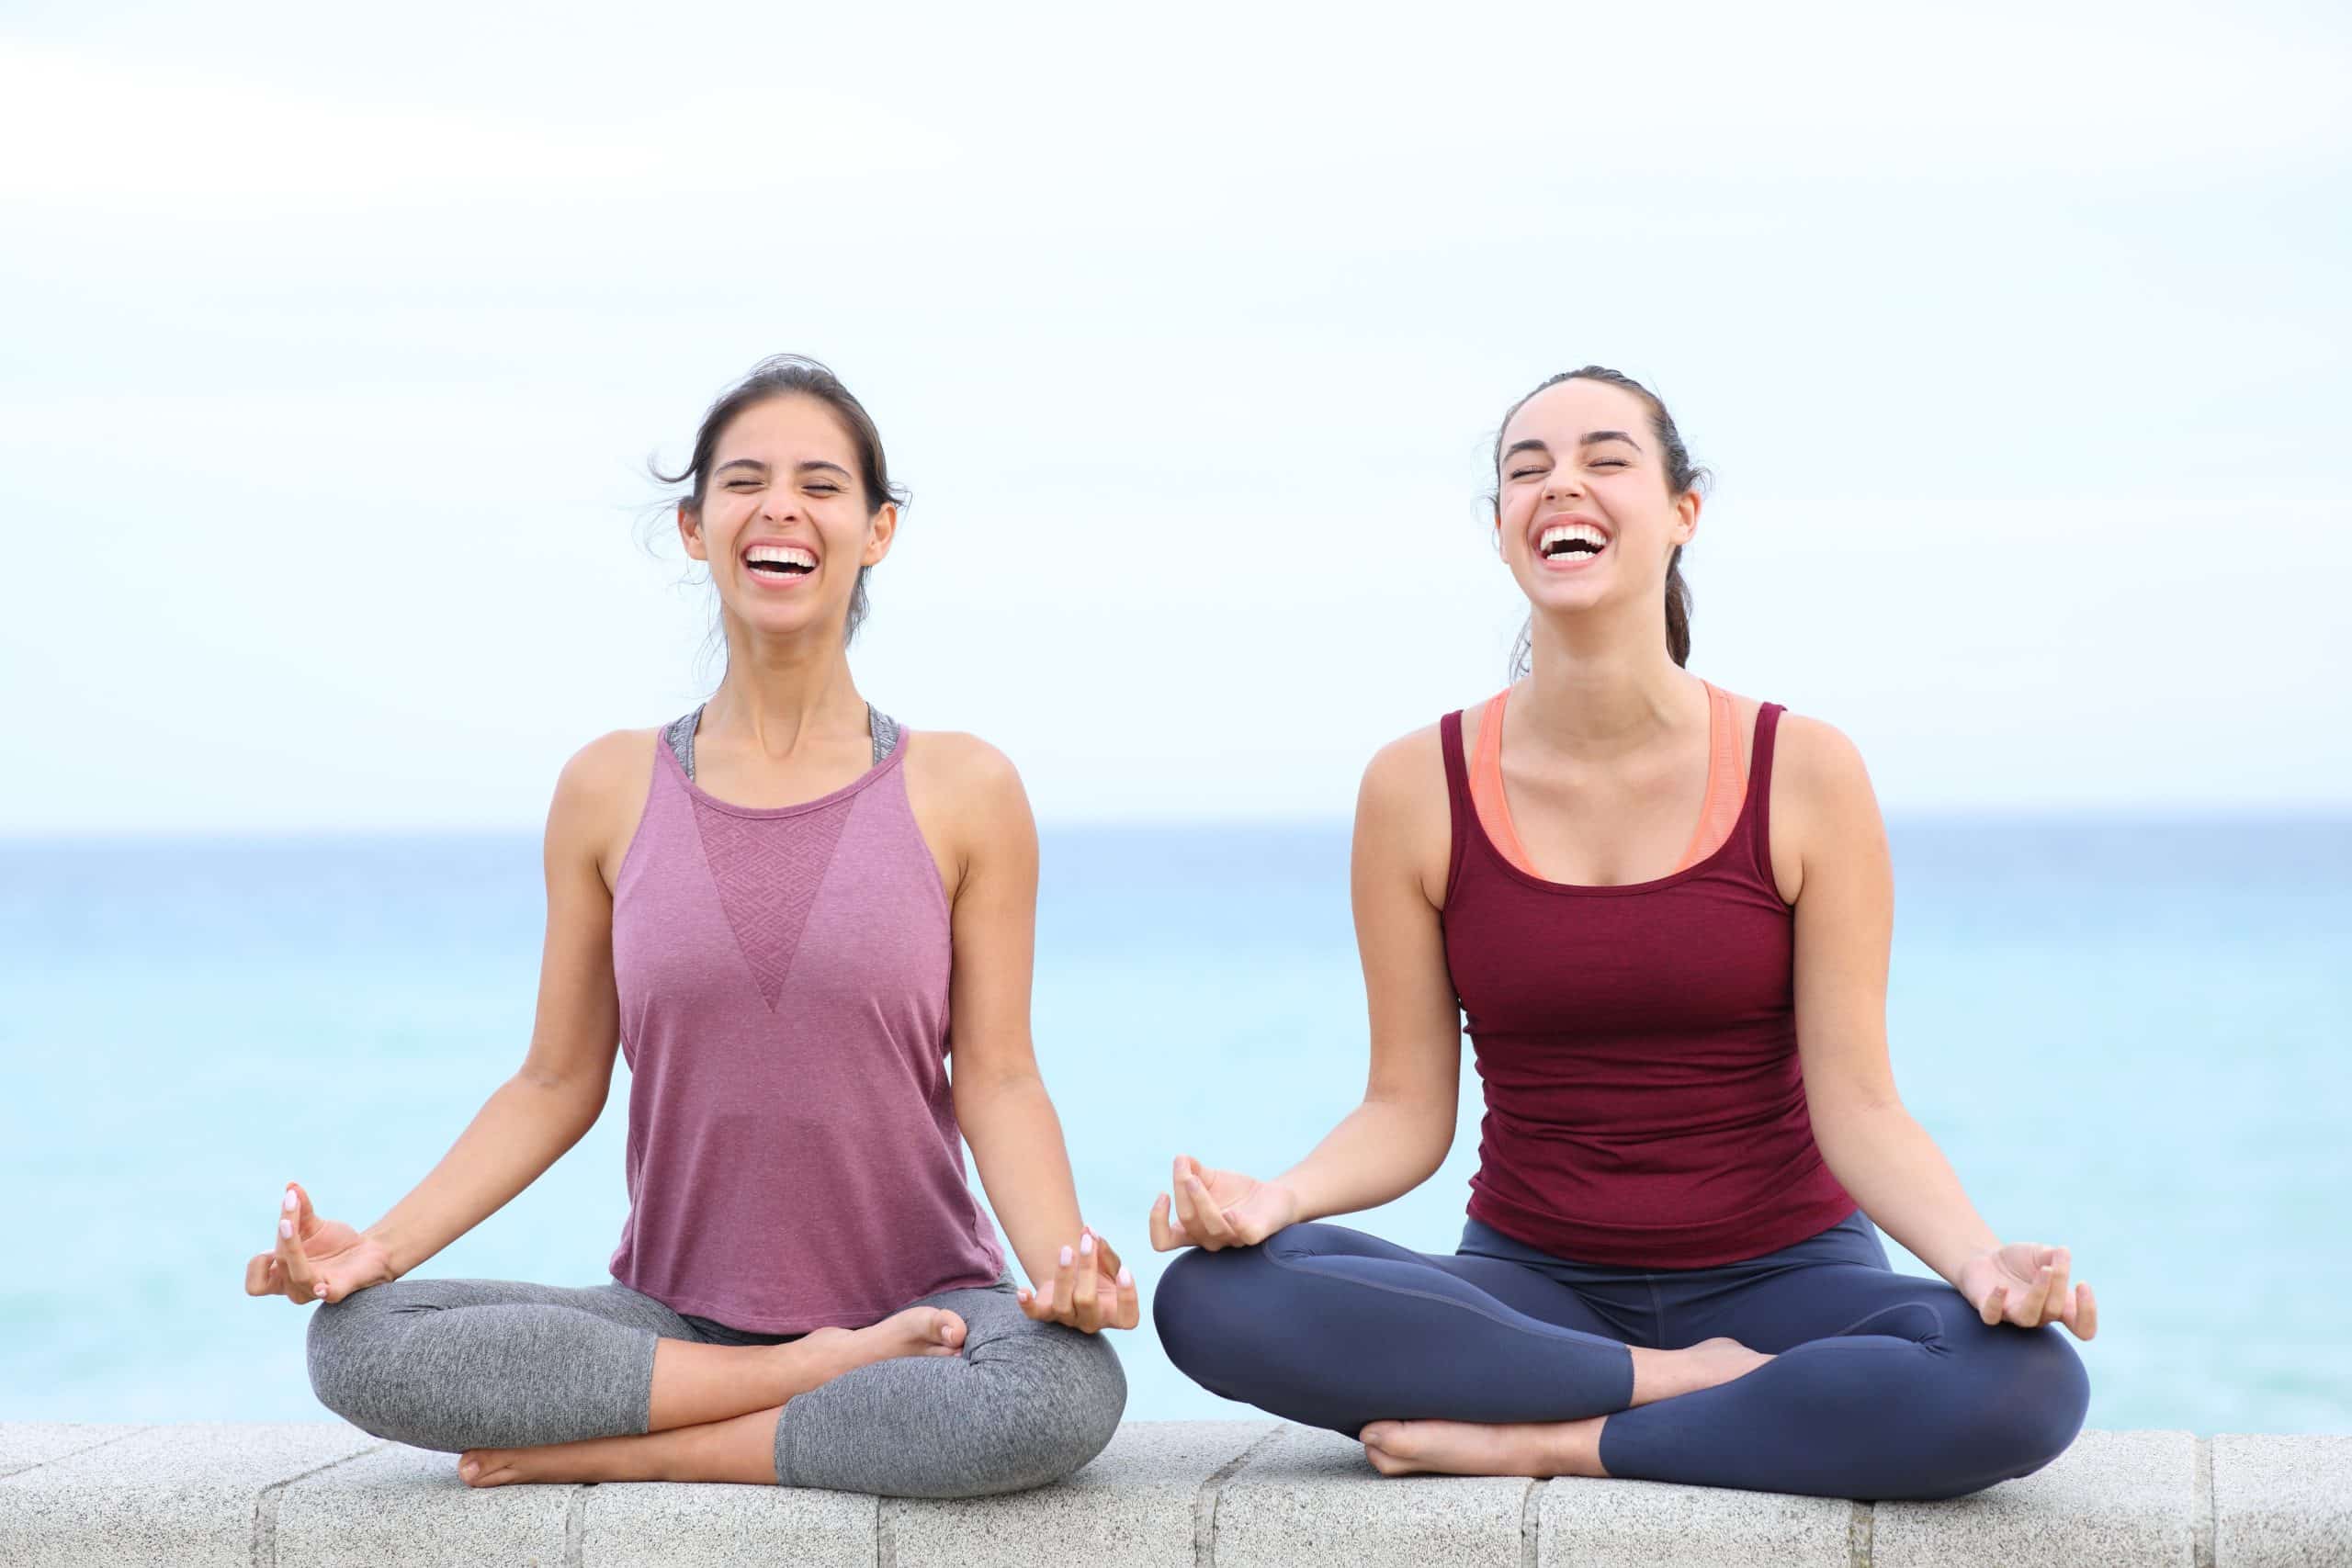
[510,1068,609,1139]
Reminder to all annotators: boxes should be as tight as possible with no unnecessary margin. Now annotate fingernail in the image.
[279,1219,292,1238]
[1080,1235,1094,1257]
[283,1190,298,1212]
[1059,1246,1073,1266]
[1117,1267,1134,1286]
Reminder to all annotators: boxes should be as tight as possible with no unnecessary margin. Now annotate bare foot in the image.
[1359,1416,1608,1479]
[460,1406,782,1487]
[1628,1336,1774,1405]
[798,1305,967,1382]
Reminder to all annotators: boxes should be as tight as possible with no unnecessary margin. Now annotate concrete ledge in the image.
[1,1422,2346,1566]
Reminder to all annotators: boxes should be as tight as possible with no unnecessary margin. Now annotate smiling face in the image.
[679,393,896,644]
[1494,376,1699,627]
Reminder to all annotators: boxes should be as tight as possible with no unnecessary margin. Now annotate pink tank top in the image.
[607,732,1003,1332]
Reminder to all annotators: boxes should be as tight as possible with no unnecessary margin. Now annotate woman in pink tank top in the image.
[243,357,1135,1498]
[1149,369,2098,1501]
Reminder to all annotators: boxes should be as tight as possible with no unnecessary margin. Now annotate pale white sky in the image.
[3,0,2346,831]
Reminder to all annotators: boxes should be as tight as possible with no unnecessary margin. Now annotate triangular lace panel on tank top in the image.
[688,793,854,1010]
[666,704,899,1012]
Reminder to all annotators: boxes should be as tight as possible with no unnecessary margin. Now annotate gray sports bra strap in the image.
[664,704,900,784]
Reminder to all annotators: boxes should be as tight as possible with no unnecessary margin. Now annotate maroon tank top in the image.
[1440,701,1857,1269]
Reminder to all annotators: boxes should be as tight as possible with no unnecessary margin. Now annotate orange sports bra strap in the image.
[1670,681,1748,874]
[1469,689,1537,875]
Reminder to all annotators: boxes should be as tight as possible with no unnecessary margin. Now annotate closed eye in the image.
[1508,468,1546,479]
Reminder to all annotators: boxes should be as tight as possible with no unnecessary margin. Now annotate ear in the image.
[861,501,899,568]
[1672,489,1702,547]
[678,501,707,563]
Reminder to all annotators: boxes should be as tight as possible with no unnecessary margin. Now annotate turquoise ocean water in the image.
[3,820,2346,1434]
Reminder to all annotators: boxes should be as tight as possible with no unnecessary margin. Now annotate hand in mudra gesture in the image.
[1956,1242,2098,1339]
[1014,1227,1142,1333]
[242,1183,394,1306]
[1148,1155,1299,1251]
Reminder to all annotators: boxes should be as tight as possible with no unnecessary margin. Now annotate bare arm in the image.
[935,739,1083,1283]
[364,737,628,1274]
[1276,732,1464,1220]
[924,734,1137,1332]
[1781,716,1999,1286]
[1154,729,1462,1250]
[246,734,632,1303]
[1784,716,2093,1337]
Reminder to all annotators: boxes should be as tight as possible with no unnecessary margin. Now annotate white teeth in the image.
[745,544,816,569]
[1539,522,1608,556]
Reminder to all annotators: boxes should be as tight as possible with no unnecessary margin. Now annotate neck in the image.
[1517,598,1697,755]
[704,619,865,759]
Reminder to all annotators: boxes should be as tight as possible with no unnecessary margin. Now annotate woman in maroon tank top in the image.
[1148,369,2098,1501]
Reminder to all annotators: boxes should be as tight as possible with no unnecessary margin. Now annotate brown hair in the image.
[1492,367,1710,677]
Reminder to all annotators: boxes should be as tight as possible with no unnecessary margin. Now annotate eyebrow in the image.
[711,457,855,479]
[1501,430,1644,464]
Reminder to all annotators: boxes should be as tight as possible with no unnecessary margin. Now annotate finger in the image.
[285,1182,317,1239]
[2042,1248,2073,1327]
[1016,1281,1053,1322]
[2072,1282,2098,1341]
[1114,1263,1140,1329]
[1092,1232,1125,1278]
[1978,1282,2007,1326]
[276,1213,317,1303]
[244,1252,275,1295]
[1148,1193,1180,1252]
[2009,1263,2054,1328]
[1170,1170,1210,1250]
[1052,1244,1080,1325]
[1184,1174,1238,1247]
[1074,1234,1103,1334]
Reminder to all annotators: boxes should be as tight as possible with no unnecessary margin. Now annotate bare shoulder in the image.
[902,728,1027,813]
[1357,719,1453,906]
[1771,711,1876,804]
[1360,720,1448,810]
[1765,711,1886,904]
[900,729,1034,902]
[549,728,661,885]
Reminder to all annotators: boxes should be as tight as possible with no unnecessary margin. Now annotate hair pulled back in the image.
[656,354,910,648]
[1493,367,1710,678]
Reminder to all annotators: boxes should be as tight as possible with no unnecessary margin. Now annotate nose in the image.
[1542,472,1584,505]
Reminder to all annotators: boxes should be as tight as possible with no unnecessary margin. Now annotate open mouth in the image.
[744,543,817,578]
[1538,521,1608,562]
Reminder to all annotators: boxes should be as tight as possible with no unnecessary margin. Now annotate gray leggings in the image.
[305,1273,1125,1498]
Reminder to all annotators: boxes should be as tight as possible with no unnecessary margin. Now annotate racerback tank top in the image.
[1439,700,1857,1269]
[607,716,1003,1332]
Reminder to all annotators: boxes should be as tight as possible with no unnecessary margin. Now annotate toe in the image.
[933,1309,967,1348]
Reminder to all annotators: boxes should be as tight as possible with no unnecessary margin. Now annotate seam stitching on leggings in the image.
[1195,1424,1285,1568]
[0,1425,149,1482]
[2193,1436,2214,1568]
[1519,1478,1544,1568]
[1261,1247,1609,1347]
[878,1497,899,1568]
[249,1439,390,1568]
[1848,1499,1873,1568]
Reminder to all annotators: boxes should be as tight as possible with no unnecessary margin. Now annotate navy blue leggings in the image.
[1153,1211,2088,1500]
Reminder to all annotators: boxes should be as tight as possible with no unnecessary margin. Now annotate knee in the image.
[1951,1325,2091,1487]
[1151,1240,1299,1391]
[303,1294,391,1437]
[303,1288,442,1448]
[962,1323,1128,1494]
